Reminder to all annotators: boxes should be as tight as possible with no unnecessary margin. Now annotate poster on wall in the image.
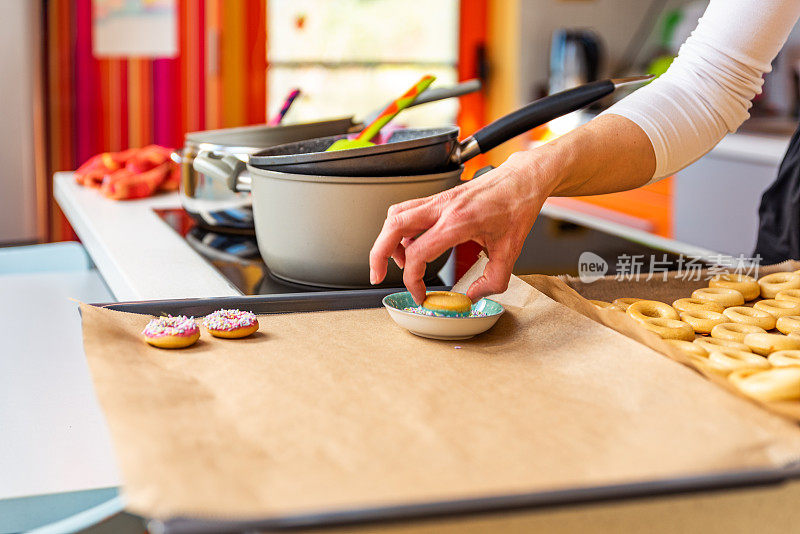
[92,0,178,57]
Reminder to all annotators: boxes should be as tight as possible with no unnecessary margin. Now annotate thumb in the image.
[465,252,513,301]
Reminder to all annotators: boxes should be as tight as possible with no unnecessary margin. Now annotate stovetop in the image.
[155,208,446,295]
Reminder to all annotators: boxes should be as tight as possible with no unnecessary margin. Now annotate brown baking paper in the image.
[81,271,800,520]
[525,259,800,421]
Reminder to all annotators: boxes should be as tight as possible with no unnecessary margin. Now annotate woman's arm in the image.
[370,0,800,304]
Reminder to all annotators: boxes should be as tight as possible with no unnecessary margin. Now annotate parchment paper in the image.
[81,270,800,519]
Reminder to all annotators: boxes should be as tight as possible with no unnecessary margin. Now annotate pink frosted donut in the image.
[142,315,200,349]
[203,309,259,339]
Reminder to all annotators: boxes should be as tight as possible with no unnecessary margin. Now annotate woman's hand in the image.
[369,151,554,304]
[368,114,657,305]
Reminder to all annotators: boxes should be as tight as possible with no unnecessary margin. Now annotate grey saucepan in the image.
[238,164,463,288]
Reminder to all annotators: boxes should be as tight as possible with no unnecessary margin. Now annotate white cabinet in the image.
[673,133,791,256]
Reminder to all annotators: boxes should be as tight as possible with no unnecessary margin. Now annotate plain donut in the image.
[758,272,800,298]
[679,310,726,334]
[753,299,800,318]
[694,336,750,353]
[627,300,679,323]
[672,298,725,314]
[768,350,800,367]
[641,318,695,341]
[691,287,744,308]
[743,332,800,356]
[707,347,770,375]
[709,273,760,301]
[729,367,800,402]
[722,306,777,330]
[710,322,767,343]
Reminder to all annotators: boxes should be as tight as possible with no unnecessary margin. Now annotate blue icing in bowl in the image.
[383,291,504,319]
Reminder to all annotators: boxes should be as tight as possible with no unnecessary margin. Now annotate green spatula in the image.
[326,74,436,152]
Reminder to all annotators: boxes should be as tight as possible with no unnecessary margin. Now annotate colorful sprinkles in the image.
[203,309,258,332]
[402,306,489,318]
[142,316,199,338]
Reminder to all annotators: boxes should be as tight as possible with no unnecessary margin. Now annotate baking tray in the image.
[98,290,800,534]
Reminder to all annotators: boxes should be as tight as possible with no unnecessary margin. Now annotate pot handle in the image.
[193,151,248,192]
[459,75,652,162]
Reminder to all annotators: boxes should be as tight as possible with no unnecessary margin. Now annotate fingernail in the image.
[370,272,377,285]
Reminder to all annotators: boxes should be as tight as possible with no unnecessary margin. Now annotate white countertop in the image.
[55,172,241,301]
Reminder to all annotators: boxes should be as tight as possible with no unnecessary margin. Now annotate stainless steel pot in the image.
[236,164,463,288]
[178,119,358,232]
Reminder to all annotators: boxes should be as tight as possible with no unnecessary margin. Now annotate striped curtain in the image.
[43,0,266,240]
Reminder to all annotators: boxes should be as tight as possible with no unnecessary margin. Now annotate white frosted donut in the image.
[707,348,770,375]
[627,300,679,323]
[710,322,767,343]
[776,289,800,303]
[665,339,708,358]
[743,332,800,356]
[641,318,695,341]
[691,287,744,308]
[753,299,800,318]
[776,316,800,335]
[679,310,726,334]
[694,336,750,353]
[709,274,760,301]
[142,315,200,349]
[758,272,800,298]
[729,367,800,402]
[722,306,777,331]
[672,298,725,314]
[612,297,645,311]
[768,350,800,367]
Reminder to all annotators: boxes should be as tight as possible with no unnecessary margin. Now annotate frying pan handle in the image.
[464,79,615,159]
[193,151,249,192]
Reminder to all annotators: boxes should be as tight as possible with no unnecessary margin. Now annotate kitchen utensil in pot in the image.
[247,76,653,177]
[268,88,301,126]
[189,79,482,220]
[327,75,435,152]
[240,164,463,288]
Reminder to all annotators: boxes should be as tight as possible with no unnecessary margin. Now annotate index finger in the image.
[368,205,439,284]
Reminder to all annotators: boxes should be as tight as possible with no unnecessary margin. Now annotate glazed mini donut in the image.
[691,287,745,308]
[743,332,800,356]
[612,297,645,311]
[665,339,708,358]
[679,310,726,334]
[758,272,800,298]
[768,350,800,367]
[706,347,770,375]
[776,316,800,335]
[203,309,259,338]
[710,322,767,343]
[672,298,725,314]
[694,336,750,353]
[640,318,695,341]
[142,315,200,349]
[627,300,679,323]
[729,367,800,402]
[422,291,473,317]
[709,273,760,301]
[753,299,800,319]
[722,306,777,331]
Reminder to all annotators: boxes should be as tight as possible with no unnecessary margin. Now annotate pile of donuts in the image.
[141,308,259,349]
[591,272,800,403]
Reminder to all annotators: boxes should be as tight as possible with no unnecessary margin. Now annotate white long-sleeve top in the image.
[603,0,800,182]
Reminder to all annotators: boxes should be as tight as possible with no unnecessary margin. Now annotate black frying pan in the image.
[248,76,652,177]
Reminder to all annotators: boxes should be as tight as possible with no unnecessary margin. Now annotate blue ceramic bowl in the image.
[382,291,504,340]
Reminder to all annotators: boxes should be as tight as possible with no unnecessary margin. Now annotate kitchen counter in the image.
[55,172,241,301]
